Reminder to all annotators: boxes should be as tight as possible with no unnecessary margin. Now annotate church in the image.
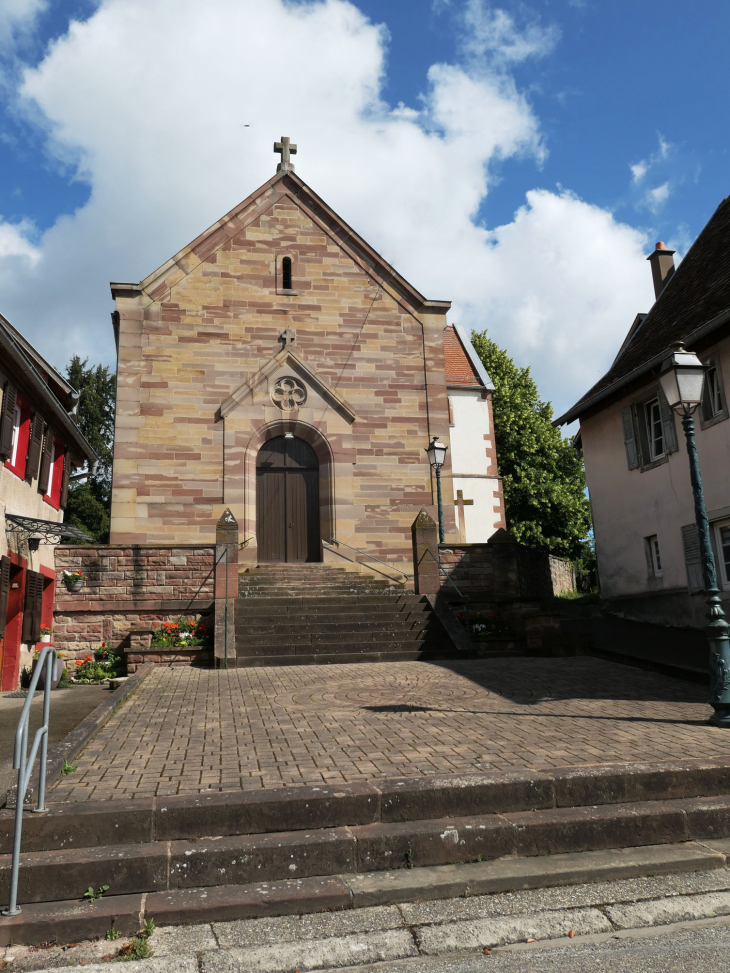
[109,139,503,576]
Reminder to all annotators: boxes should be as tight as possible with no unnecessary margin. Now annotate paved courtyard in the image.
[49,657,730,803]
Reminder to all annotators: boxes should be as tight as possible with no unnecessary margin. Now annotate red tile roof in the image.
[444,325,481,386]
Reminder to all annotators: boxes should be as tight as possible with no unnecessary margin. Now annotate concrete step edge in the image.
[0,841,725,946]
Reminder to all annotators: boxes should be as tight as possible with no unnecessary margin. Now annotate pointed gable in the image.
[443,325,491,388]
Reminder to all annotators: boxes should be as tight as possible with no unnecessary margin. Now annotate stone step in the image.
[4,794,730,910]
[234,649,453,666]
[236,594,422,609]
[235,620,436,637]
[236,607,431,623]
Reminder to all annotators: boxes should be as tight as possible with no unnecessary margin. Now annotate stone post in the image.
[411,508,440,595]
[215,508,238,668]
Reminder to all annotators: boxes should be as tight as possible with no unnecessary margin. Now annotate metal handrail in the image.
[2,645,56,917]
[324,537,411,581]
[421,547,470,632]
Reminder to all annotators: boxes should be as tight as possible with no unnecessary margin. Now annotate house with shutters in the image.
[0,313,97,690]
[109,140,504,571]
[557,195,730,656]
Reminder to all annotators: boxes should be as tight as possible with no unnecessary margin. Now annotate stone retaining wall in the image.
[53,545,215,660]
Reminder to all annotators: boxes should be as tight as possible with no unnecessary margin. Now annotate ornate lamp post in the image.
[659,342,730,727]
[426,436,448,543]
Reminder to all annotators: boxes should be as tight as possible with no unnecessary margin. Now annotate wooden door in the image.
[257,437,320,562]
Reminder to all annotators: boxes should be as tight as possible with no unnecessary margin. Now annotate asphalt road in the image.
[0,685,108,799]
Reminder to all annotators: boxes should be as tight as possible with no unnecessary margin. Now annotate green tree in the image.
[470,330,592,560]
[64,356,116,543]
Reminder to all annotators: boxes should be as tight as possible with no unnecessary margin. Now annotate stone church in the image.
[109,139,503,576]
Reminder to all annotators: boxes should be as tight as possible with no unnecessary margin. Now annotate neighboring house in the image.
[0,314,97,690]
[558,196,730,640]
[444,324,505,541]
[108,147,503,571]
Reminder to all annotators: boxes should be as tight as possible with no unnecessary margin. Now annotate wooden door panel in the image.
[257,471,286,561]
[305,471,320,562]
[286,473,308,562]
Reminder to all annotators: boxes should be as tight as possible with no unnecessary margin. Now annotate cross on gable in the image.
[279,328,296,347]
[274,137,297,172]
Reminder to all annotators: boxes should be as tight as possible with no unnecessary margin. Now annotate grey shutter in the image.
[60,451,70,509]
[21,571,44,644]
[621,407,639,469]
[681,523,704,592]
[25,413,45,483]
[38,428,53,495]
[0,556,11,636]
[0,383,17,458]
[657,389,678,453]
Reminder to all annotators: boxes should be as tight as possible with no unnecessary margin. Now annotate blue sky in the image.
[0,0,727,416]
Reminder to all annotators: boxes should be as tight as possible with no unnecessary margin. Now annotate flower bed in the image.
[455,610,515,640]
[151,617,212,648]
[72,642,125,684]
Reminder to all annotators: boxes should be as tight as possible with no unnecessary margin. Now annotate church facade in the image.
[109,143,503,575]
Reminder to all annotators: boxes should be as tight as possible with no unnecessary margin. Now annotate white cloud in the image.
[0,0,655,416]
[459,1,559,64]
[0,0,46,46]
[643,181,671,213]
[0,217,39,261]
[630,132,672,184]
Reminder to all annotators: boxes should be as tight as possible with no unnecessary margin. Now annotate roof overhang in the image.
[5,514,93,545]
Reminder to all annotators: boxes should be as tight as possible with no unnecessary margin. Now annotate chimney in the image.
[646,241,676,299]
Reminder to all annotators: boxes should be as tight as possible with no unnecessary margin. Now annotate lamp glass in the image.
[659,349,706,410]
[426,438,447,468]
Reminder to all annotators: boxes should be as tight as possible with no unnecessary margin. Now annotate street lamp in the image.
[426,436,448,543]
[659,342,730,727]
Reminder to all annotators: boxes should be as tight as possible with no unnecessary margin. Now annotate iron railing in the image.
[324,537,411,582]
[2,645,57,917]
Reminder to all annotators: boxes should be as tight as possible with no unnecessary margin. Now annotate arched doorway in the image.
[256,436,321,562]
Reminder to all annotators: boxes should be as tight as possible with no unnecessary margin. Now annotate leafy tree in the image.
[470,330,592,560]
[63,356,116,543]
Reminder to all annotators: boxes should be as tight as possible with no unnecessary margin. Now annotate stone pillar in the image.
[412,508,440,595]
[215,509,238,668]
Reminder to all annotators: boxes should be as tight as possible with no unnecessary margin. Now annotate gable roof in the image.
[444,324,493,389]
[111,169,451,321]
[557,195,730,425]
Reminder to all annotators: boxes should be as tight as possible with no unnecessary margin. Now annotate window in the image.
[646,535,662,577]
[644,398,665,460]
[705,366,723,418]
[715,519,730,590]
[281,256,293,290]
[4,393,30,479]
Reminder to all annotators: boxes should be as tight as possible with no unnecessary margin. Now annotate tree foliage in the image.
[64,356,116,543]
[470,330,592,560]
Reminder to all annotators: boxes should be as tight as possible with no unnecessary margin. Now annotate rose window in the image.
[271,376,307,411]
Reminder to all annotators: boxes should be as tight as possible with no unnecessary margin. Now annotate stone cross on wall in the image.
[279,328,296,348]
[453,489,473,544]
[274,137,297,172]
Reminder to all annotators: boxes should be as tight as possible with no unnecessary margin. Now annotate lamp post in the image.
[426,436,448,544]
[659,342,730,727]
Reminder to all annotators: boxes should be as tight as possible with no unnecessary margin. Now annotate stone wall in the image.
[53,545,215,659]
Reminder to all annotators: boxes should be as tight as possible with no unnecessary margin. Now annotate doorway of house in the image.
[256,436,321,562]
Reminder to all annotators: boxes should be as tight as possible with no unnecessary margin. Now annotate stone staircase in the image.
[234,563,456,667]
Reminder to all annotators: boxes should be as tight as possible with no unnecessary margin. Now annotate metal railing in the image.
[420,547,470,633]
[2,645,57,917]
[325,537,411,582]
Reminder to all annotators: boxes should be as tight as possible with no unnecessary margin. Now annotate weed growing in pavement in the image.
[405,846,414,868]
[114,917,155,962]
[83,885,109,901]
[106,927,122,941]
[62,757,78,775]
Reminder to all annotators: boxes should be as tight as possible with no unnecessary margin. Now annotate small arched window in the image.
[282,256,293,290]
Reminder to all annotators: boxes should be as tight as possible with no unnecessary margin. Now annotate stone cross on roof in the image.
[274,137,297,173]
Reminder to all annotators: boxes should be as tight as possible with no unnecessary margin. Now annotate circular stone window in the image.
[271,376,307,411]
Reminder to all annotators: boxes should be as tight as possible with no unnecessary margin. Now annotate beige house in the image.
[558,196,730,641]
[0,314,96,689]
[109,144,503,574]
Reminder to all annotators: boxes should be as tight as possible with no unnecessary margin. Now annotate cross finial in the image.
[279,328,296,348]
[274,136,297,172]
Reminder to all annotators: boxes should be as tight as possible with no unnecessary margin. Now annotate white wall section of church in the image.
[448,389,492,475]
[452,475,502,542]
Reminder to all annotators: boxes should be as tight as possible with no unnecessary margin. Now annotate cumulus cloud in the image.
[630,133,671,184]
[0,0,46,47]
[459,1,560,64]
[0,0,655,416]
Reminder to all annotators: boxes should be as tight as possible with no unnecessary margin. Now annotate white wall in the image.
[448,388,501,542]
[581,335,730,603]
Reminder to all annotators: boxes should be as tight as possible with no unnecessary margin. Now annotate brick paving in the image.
[49,658,730,802]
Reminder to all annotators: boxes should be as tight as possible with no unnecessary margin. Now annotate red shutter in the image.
[0,383,17,458]
[25,413,45,483]
[60,451,70,509]
[0,556,11,636]
[21,571,44,644]
[38,428,53,495]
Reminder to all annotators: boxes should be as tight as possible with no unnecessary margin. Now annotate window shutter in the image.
[681,523,704,592]
[25,413,45,483]
[0,556,11,635]
[38,429,53,495]
[60,451,70,509]
[0,383,17,458]
[658,389,678,453]
[21,571,44,644]
[621,407,639,469]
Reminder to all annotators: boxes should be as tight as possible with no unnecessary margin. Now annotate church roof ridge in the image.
[110,169,452,320]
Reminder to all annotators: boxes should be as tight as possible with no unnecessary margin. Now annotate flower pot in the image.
[31,656,63,691]
[41,634,51,643]
[64,579,84,593]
